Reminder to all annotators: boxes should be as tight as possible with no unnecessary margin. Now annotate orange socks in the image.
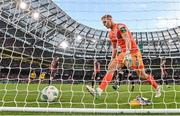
[99,73,113,90]
[99,73,158,91]
[147,75,158,89]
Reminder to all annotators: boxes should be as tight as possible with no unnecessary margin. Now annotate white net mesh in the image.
[0,0,180,114]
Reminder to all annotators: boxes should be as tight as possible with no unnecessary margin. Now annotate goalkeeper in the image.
[86,14,161,98]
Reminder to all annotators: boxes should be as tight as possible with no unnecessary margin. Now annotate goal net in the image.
[0,0,180,114]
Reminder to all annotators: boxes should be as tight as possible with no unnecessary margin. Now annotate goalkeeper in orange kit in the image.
[86,15,161,98]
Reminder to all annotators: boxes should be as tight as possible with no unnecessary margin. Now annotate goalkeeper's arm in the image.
[117,25,132,67]
[111,41,118,59]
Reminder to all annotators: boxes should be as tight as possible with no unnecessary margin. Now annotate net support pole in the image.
[1,107,180,113]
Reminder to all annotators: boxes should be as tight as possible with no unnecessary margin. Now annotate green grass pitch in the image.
[0,83,180,114]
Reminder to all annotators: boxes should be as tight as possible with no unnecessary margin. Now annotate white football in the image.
[40,85,59,102]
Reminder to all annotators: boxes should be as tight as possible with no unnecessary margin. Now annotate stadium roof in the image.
[0,0,180,58]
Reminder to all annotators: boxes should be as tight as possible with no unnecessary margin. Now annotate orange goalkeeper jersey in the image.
[109,23,139,53]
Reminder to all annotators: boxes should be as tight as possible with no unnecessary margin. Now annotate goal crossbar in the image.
[1,107,180,114]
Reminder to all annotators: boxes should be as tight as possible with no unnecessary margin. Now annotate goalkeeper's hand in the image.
[124,51,132,68]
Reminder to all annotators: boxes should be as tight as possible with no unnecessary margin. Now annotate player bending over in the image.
[86,15,161,98]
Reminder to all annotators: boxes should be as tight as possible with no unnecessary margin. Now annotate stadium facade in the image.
[0,0,180,82]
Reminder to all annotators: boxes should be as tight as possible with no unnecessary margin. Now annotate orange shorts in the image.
[115,51,144,70]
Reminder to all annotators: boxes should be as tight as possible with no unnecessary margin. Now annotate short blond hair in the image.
[101,14,112,20]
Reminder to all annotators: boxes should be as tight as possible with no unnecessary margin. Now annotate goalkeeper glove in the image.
[125,51,132,68]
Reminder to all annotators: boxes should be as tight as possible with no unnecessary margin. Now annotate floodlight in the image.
[76,35,82,41]
[60,41,68,49]
[32,12,40,20]
[19,1,27,10]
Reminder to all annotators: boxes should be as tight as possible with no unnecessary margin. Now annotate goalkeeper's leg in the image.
[86,53,125,98]
[132,52,161,97]
[136,69,161,97]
